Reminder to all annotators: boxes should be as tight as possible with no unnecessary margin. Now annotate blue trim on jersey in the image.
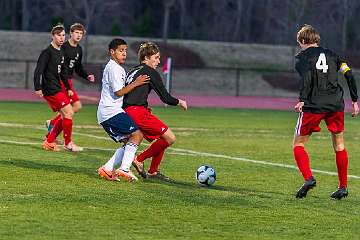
[100,112,138,142]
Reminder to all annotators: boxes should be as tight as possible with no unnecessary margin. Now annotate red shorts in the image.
[61,79,80,103]
[295,112,344,136]
[125,106,168,142]
[43,91,70,112]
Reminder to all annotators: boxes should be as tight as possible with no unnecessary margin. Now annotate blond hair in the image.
[138,42,160,63]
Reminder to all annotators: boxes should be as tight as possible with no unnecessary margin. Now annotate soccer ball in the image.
[195,165,216,186]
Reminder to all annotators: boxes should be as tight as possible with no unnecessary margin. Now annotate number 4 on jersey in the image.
[316,53,329,73]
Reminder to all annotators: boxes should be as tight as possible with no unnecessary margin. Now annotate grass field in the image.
[1,101,360,240]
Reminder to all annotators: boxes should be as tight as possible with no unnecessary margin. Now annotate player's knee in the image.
[63,109,74,119]
[167,135,176,145]
[73,103,82,113]
[130,130,143,145]
[334,143,345,152]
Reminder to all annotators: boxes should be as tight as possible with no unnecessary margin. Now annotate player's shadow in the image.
[0,158,98,179]
[141,177,252,194]
[140,177,287,199]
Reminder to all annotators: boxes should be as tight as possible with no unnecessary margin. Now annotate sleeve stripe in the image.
[340,63,350,74]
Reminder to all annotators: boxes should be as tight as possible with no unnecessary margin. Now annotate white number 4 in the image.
[316,53,329,73]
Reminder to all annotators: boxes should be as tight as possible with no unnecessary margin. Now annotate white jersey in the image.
[97,59,126,124]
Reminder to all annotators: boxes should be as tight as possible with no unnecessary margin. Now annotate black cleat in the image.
[330,187,348,200]
[132,159,147,179]
[296,176,316,198]
[147,171,171,181]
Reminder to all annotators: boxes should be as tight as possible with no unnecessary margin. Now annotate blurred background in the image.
[0,0,359,99]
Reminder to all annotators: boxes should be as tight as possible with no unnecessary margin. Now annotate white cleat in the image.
[64,142,84,152]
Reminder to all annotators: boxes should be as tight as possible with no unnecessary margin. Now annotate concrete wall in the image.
[0,30,301,97]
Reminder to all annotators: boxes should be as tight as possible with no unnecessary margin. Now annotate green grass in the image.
[1,101,360,239]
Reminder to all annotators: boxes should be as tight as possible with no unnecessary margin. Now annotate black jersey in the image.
[33,44,69,96]
[295,46,358,113]
[62,41,88,80]
[123,64,179,108]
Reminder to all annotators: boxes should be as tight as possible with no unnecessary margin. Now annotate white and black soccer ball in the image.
[195,165,216,186]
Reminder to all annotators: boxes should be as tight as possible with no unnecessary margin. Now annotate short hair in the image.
[297,24,320,45]
[138,42,160,62]
[108,38,127,51]
[70,23,86,34]
[51,24,65,35]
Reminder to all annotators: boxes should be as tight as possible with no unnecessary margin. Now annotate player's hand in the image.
[35,90,43,98]
[87,74,95,82]
[67,90,74,97]
[294,102,304,113]
[178,99,187,110]
[351,101,359,117]
[133,75,150,87]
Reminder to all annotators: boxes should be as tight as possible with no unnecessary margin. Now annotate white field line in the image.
[1,122,360,179]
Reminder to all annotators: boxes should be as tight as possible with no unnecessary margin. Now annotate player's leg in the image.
[98,112,141,182]
[330,132,349,199]
[46,114,61,133]
[326,112,348,199]
[58,104,83,151]
[71,100,82,113]
[293,112,321,198]
[293,134,312,181]
[115,130,142,182]
[98,145,125,181]
[137,129,174,163]
[42,92,70,151]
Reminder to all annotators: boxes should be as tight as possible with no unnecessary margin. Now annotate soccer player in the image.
[34,24,82,152]
[97,38,149,182]
[46,23,95,135]
[123,42,188,181]
[293,24,359,199]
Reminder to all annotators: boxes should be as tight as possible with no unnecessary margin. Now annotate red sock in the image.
[336,149,348,188]
[293,146,312,181]
[137,138,169,163]
[50,114,62,126]
[62,118,73,145]
[148,150,165,174]
[47,118,63,143]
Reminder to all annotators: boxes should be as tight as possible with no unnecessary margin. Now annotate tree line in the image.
[1,0,360,52]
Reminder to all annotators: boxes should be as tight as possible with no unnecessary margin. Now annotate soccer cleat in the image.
[296,176,316,198]
[115,169,138,182]
[45,119,54,133]
[42,140,60,151]
[132,158,147,178]
[330,187,348,200]
[147,171,171,181]
[98,166,119,181]
[64,142,84,152]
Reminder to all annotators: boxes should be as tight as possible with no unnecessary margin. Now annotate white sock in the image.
[120,142,138,172]
[104,146,125,171]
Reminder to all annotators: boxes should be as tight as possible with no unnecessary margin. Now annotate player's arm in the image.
[295,57,311,103]
[75,49,94,82]
[33,50,50,97]
[111,67,149,97]
[150,70,187,110]
[114,75,149,97]
[339,62,359,117]
[294,57,311,112]
[339,63,358,102]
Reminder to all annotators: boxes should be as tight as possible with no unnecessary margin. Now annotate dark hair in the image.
[51,24,65,35]
[70,23,86,34]
[108,38,127,51]
[297,24,320,45]
[138,42,160,62]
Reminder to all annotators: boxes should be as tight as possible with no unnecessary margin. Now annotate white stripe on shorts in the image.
[295,112,303,135]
